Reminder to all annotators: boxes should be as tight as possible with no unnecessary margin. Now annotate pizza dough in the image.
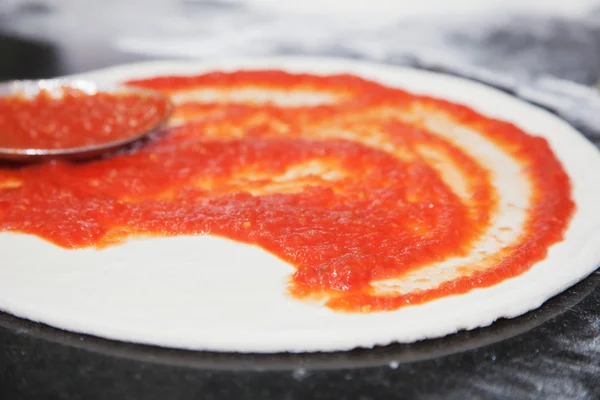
[0,57,599,353]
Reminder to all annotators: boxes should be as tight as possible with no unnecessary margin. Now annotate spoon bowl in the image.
[0,79,173,162]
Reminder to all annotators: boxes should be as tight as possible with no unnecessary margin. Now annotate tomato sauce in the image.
[0,88,170,150]
[0,71,574,313]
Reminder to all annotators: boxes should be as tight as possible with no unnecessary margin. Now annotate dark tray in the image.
[1,272,598,399]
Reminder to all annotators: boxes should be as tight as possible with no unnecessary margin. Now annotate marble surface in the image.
[0,1,599,399]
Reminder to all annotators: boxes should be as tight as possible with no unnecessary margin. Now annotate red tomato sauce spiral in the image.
[0,71,574,312]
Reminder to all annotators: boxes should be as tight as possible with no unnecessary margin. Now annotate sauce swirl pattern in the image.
[0,71,574,312]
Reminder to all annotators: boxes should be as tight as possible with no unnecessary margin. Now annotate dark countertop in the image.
[0,5,599,399]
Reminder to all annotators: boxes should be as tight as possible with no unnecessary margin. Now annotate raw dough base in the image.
[1,57,599,353]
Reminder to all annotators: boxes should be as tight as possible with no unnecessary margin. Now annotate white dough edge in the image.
[0,56,599,353]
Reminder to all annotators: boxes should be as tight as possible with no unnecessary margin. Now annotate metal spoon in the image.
[0,79,173,162]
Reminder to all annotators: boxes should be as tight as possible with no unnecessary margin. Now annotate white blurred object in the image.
[232,0,600,18]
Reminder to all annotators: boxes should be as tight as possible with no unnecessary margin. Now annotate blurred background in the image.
[2,0,600,137]
[0,0,599,80]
